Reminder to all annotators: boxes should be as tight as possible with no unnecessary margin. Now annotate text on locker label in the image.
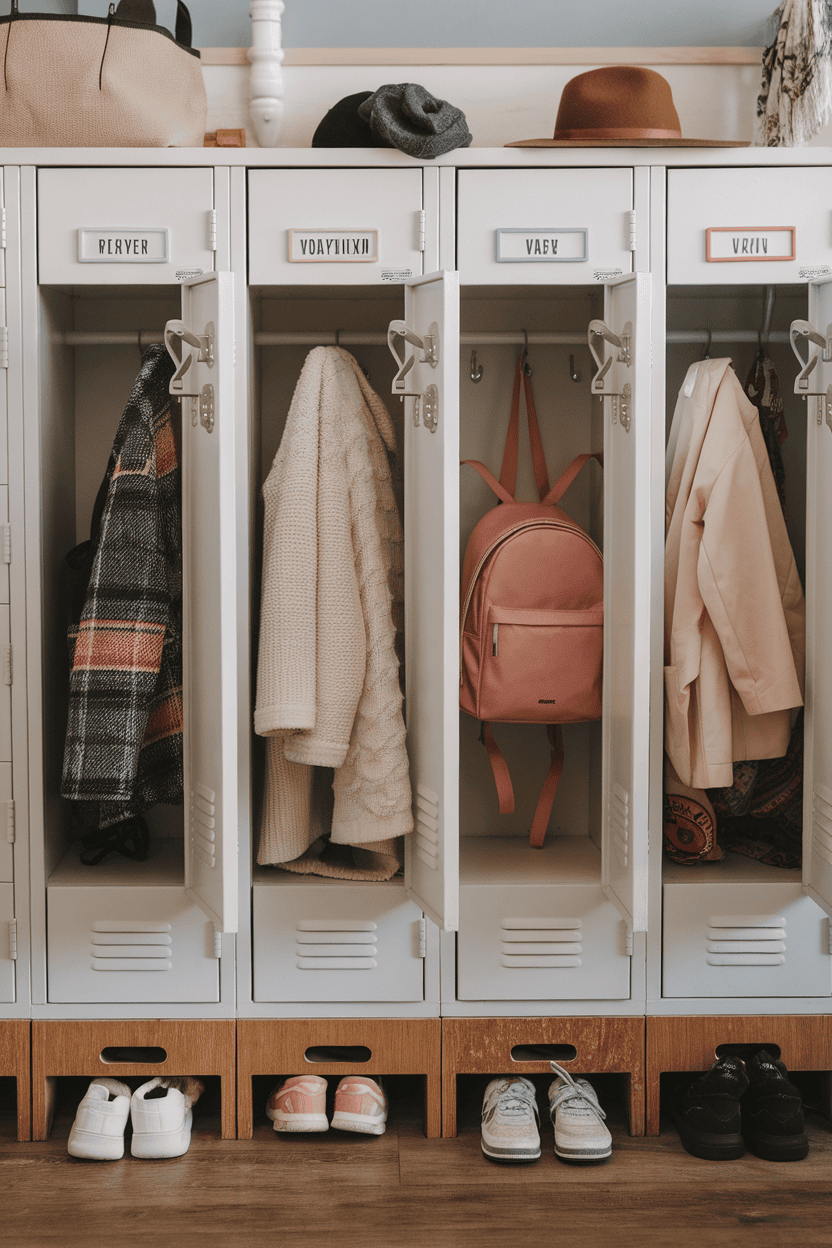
[705,226,796,263]
[78,228,169,264]
[495,228,588,263]
[288,229,379,263]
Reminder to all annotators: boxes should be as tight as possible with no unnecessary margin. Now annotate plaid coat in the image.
[61,344,184,830]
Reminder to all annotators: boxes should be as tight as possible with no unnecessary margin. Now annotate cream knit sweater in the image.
[255,347,412,878]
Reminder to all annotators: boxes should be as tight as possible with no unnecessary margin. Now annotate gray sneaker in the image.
[480,1076,541,1163]
[547,1062,612,1162]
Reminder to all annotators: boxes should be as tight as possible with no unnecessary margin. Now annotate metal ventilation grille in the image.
[90,921,173,972]
[190,782,217,869]
[413,783,439,871]
[706,914,787,966]
[811,784,832,870]
[610,783,629,868]
[295,919,378,970]
[500,918,582,968]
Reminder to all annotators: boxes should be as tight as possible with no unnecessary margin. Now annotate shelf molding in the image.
[199,46,763,68]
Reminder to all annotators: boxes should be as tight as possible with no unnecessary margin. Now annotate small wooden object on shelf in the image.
[237,1018,442,1139]
[204,129,247,147]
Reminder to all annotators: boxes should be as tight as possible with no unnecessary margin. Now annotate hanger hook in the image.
[521,329,532,376]
[138,328,145,358]
[470,349,484,383]
[702,329,712,360]
[569,353,580,383]
[335,328,341,348]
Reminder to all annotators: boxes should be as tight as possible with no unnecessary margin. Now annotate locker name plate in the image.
[288,229,378,263]
[705,226,796,263]
[78,228,169,263]
[496,228,588,263]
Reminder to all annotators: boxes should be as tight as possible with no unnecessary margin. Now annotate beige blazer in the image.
[664,359,805,789]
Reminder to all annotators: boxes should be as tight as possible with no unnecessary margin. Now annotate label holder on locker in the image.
[387,319,440,433]
[789,318,832,429]
[164,319,216,432]
[587,318,632,431]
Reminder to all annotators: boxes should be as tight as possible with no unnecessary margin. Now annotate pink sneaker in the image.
[331,1076,387,1135]
[266,1075,328,1132]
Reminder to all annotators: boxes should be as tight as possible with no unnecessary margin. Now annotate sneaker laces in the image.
[548,1061,607,1123]
[483,1079,539,1125]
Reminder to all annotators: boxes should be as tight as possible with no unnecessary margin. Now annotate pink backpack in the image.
[460,356,603,847]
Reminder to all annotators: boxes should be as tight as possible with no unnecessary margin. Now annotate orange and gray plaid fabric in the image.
[61,344,183,832]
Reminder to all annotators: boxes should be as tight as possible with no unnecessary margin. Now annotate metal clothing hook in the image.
[335,328,341,348]
[569,354,580,382]
[470,349,484,383]
[702,329,712,360]
[521,329,532,377]
[761,285,776,351]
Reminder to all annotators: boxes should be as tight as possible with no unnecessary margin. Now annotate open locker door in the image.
[165,272,238,933]
[390,270,460,931]
[799,277,832,918]
[589,271,651,934]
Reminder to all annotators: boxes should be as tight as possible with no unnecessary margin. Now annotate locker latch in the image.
[418,917,427,958]
[387,319,440,433]
[164,319,215,394]
[588,319,632,430]
[627,210,637,253]
[790,318,832,395]
[212,926,222,959]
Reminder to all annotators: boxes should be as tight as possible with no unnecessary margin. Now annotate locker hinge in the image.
[0,326,9,370]
[0,208,6,250]
[8,917,16,961]
[826,918,832,956]
[207,209,217,253]
[6,801,13,844]
[624,921,634,956]
[418,917,427,958]
[627,210,637,253]
[3,644,11,686]
[213,926,222,959]
[417,209,426,252]
[1,525,10,565]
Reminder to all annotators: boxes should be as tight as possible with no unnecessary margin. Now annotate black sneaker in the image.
[671,1056,748,1160]
[741,1051,809,1161]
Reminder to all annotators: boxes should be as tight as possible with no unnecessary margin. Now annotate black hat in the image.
[311,92,394,148]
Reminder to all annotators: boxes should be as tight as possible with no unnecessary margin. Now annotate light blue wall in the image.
[70,2,779,49]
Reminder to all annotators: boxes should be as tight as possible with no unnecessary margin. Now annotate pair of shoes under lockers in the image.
[481,1062,612,1164]
[67,1077,204,1161]
[672,1052,809,1161]
[267,1075,388,1136]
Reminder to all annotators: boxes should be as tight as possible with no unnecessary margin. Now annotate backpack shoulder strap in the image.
[461,459,515,505]
[499,354,552,503]
[542,451,603,507]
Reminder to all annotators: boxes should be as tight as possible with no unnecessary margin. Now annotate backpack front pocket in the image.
[479,605,603,722]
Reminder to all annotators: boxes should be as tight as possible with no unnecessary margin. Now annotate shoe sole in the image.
[481,1141,541,1163]
[331,1111,386,1135]
[67,1128,125,1161]
[554,1145,612,1163]
[131,1109,193,1159]
[744,1130,809,1162]
[267,1110,329,1133]
[672,1112,744,1161]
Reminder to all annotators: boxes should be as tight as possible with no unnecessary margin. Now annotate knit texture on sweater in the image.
[255,347,412,878]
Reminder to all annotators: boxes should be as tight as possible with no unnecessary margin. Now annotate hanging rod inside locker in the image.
[57,329,793,347]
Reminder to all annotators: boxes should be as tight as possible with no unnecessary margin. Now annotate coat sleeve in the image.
[697,423,804,718]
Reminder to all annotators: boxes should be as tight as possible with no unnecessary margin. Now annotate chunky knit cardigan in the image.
[255,347,412,878]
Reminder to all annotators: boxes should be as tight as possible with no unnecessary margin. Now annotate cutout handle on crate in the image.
[510,1044,578,1063]
[99,1047,168,1064]
[304,1046,372,1064]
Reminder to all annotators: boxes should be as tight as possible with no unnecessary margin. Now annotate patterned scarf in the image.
[755,0,832,146]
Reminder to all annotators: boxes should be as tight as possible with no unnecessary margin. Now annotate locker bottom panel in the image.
[252,877,426,1004]
[663,857,832,1000]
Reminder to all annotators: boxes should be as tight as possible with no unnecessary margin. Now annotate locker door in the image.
[165,273,238,934]
[591,272,651,933]
[392,270,460,931]
[802,277,832,918]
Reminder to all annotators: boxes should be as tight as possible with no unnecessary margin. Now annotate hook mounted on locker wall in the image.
[470,349,483,383]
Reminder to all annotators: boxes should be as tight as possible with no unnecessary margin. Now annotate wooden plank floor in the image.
[2,1074,832,1247]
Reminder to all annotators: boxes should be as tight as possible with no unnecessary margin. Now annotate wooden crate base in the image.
[442,1016,645,1137]
[0,1020,30,1141]
[646,1014,832,1135]
[31,1019,236,1140]
[237,1018,441,1139]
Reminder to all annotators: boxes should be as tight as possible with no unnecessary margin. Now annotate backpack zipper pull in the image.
[492,623,499,656]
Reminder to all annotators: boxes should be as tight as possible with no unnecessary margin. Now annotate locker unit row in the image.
[0,155,828,1024]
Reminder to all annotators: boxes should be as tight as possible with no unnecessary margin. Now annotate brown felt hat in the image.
[507,66,748,148]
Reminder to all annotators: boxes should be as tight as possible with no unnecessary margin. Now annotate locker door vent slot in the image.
[705,914,787,966]
[610,783,630,867]
[414,783,439,871]
[811,786,832,871]
[100,1046,168,1064]
[304,1045,372,1064]
[511,1044,578,1063]
[190,783,217,869]
[500,918,582,968]
[295,920,378,971]
[89,921,173,972]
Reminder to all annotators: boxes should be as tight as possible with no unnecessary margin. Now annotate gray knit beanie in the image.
[357,83,473,159]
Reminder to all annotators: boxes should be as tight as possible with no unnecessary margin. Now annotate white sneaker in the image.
[547,1062,612,1162]
[67,1078,131,1160]
[480,1076,540,1163]
[130,1077,204,1159]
